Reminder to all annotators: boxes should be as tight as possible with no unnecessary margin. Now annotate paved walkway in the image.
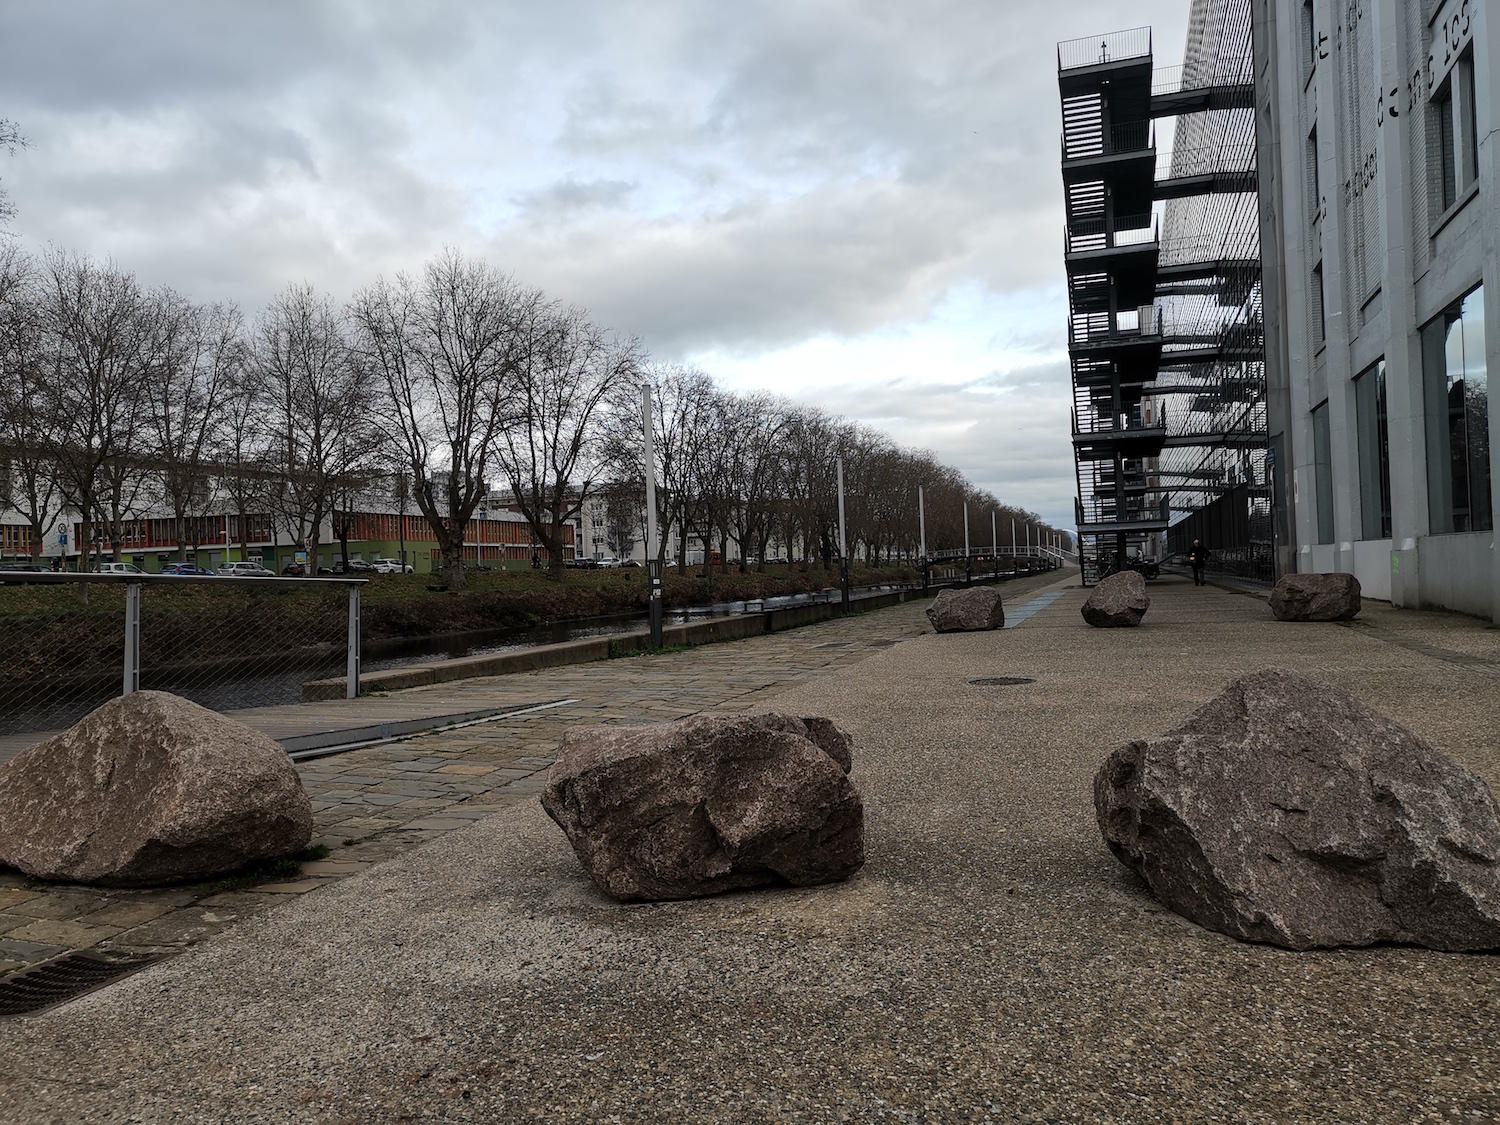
[6,573,1500,1121]
[0,570,1073,980]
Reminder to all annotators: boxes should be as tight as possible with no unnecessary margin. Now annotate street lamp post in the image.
[642,385,663,648]
[837,457,850,615]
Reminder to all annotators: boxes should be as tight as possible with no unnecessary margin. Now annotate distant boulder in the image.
[1269,572,1361,621]
[926,586,1005,632]
[1095,667,1500,951]
[0,691,312,886]
[1081,571,1149,628]
[541,713,863,902]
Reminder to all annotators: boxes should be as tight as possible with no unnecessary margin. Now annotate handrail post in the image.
[122,583,141,696]
[346,585,361,700]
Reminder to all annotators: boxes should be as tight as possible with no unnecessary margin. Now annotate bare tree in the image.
[255,284,372,570]
[148,297,242,562]
[0,245,62,562]
[0,118,26,227]
[40,251,158,570]
[352,250,525,588]
[493,302,641,580]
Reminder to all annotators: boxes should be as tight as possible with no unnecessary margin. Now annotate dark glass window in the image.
[1355,360,1391,539]
[1312,401,1335,544]
[1424,284,1491,533]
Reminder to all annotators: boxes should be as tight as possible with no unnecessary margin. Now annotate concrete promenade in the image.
[4,573,1500,1121]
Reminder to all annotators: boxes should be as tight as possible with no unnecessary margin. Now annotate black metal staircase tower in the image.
[1058,7,1266,585]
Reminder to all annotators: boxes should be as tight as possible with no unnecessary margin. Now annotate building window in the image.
[1306,126,1319,220]
[1354,360,1391,539]
[1311,401,1335,544]
[1311,263,1326,345]
[1301,0,1316,79]
[1433,49,1478,214]
[1424,284,1490,533]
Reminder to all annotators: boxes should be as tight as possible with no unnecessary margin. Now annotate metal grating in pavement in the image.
[0,951,170,1018]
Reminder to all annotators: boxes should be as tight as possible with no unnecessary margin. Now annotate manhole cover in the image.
[0,951,168,1018]
[968,677,1035,687]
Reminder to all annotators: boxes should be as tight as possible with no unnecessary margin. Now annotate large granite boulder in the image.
[1270,572,1361,621]
[0,691,312,886]
[1081,571,1150,628]
[926,586,1005,632]
[1095,667,1500,951]
[541,713,864,902]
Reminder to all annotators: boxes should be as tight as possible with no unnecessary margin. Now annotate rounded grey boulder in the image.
[0,691,313,886]
[541,712,864,902]
[1095,667,1500,951]
[1081,570,1149,628]
[1269,572,1361,621]
[926,586,1005,632]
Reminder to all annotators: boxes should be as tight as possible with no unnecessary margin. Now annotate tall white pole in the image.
[642,385,663,647]
[836,457,847,560]
[991,511,997,557]
[918,487,926,559]
[1011,518,1016,556]
[963,503,969,558]
[642,386,657,555]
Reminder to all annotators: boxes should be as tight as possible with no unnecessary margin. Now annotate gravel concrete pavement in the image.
[4,574,1500,1123]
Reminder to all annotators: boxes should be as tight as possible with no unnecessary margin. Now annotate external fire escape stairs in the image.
[1058,27,1260,575]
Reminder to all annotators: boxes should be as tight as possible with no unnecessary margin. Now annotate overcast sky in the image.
[0,1,1189,526]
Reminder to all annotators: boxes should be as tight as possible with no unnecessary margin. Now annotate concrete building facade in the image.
[1255,0,1499,617]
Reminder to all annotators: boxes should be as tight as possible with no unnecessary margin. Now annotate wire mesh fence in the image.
[0,574,363,738]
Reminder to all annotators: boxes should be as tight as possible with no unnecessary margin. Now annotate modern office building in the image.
[1059,2,1271,585]
[1255,0,1499,618]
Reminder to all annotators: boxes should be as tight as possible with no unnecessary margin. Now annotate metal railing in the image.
[1062,120,1154,162]
[1058,27,1152,71]
[0,572,367,738]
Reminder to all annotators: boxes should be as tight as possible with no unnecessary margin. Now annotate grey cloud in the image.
[515,177,636,219]
[0,0,1188,517]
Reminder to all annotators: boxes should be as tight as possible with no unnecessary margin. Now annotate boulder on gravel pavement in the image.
[1269,572,1361,621]
[926,586,1005,632]
[0,691,312,886]
[541,712,864,902]
[1081,571,1150,628]
[1094,667,1500,951]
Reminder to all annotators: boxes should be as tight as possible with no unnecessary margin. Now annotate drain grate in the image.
[0,951,168,1017]
[968,676,1036,687]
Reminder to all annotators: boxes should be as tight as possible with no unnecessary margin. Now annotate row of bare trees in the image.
[599,366,1061,573]
[0,244,1064,586]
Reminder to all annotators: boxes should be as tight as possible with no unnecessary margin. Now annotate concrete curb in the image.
[302,587,924,700]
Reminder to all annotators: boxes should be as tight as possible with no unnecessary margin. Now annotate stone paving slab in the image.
[0,573,1070,983]
[4,573,1500,1120]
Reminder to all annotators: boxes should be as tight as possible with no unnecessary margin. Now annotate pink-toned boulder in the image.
[1269,572,1361,621]
[541,713,864,902]
[0,691,312,885]
[926,586,1005,632]
[1082,570,1150,627]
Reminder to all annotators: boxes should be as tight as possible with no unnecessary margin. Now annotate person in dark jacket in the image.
[1188,539,1211,585]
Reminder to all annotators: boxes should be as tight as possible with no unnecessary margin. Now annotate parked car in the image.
[160,563,216,576]
[324,558,375,574]
[94,561,143,574]
[370,558,414,574]
[620,559,643,568]
[281,563,308,576]
[217,561,275,577]
[594,557,621,569]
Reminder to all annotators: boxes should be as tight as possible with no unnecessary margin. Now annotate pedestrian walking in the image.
[1188,538,1211,586]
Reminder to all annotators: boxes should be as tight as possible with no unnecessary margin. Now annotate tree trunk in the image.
[547,522,567,582]
[441,535,466,588]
